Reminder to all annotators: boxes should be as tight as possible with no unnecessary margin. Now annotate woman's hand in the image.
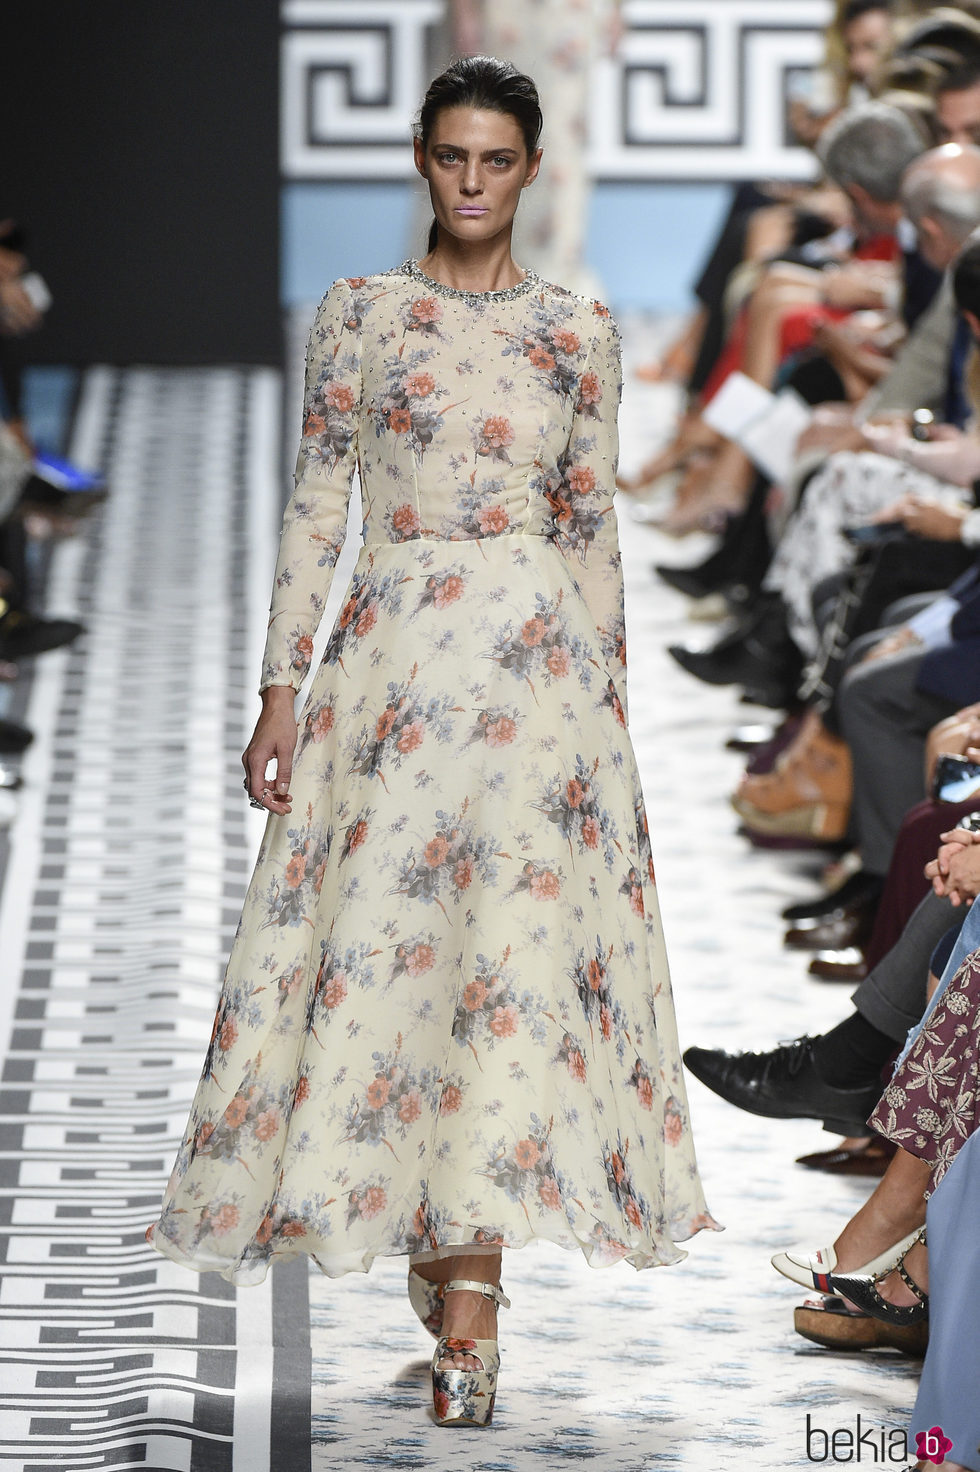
[243,685,297,816]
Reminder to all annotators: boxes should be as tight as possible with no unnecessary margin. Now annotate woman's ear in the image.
[413,137,428,179]
[524,147,543,187]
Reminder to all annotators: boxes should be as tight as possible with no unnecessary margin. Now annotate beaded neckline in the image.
[400,259,539,303]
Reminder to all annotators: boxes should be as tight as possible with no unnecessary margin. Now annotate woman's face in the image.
[414,106,541,247]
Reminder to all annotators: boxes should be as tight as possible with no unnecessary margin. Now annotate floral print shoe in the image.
[430,1279,511,1428]
[407,1269,446,1338]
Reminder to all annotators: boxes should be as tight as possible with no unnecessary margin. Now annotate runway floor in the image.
[0,335,921,1470]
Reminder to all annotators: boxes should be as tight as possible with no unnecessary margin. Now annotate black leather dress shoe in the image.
[796,1138,894,1176]
[682,1037,883,1134]
[781,871,882,924]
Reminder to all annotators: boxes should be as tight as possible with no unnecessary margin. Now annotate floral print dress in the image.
[147,262,717,1285]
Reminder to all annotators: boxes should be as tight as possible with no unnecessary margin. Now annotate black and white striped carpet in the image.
[0,367,311,1472]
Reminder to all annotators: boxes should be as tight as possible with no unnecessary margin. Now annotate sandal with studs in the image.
[829,1230,929,1325]
[431,1278,511,1428]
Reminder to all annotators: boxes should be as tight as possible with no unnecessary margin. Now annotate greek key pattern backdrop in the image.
[281,0,833,182]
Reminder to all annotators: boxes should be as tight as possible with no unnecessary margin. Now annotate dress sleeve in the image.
[259,279,361,692]
[551,304,628,721]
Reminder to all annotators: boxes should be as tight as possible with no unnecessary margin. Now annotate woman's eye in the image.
[491,156,511,167]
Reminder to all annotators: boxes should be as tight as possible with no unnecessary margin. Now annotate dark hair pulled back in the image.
[415,55,543,253]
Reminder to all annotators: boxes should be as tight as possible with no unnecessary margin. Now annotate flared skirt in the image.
[148,533,717,1283]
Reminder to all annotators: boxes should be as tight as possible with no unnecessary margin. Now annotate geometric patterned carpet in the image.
[0,367,311,1471]
[0,349,922,1469]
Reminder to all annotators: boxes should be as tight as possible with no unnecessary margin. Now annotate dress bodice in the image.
[261,262,625,696]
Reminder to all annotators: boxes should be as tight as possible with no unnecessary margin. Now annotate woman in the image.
[147,55,716,1427]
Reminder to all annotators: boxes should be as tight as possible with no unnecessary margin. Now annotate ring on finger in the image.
[248,796,266,811]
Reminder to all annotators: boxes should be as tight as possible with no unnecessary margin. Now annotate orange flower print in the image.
[567,465,596,496]
[389,408,412,434]
[410,296,442,324]
[538,1177,562,1210]
[566,778,584,808]
[376,707,396,741]
[599,1005,612,1040]
[303,411,326,437]
[440,1083,462,1114]
[552,327,581,354]
[399,1090,422,1124]
[218,1017,238,1051]
[211,1202,240,1237]
[358,1185,388,1219]
[578,370,602,405]
[611,690,626,728]
[477,504,510,535]
[296,634,314,664]
[463,978,487,1011]
[294,1075,311,1106]
[485,715,516,747]
[489,1003,518,1037]
[391,503,420,537]
[282,1220,307,1238]
[432,574,464,608]
[256,1214,274,1246]
[404,371,435,398]
[355,602,378,637]
[311,704,334,741]
[314,858,327,893]
[254,1108,279,1142]
[346,818,368,855]
[345,276,366,288]
[396,719,424,754]
[285,854,307,889]
[521,617,546,647]
[664,1103,684,1146]
[567,1048,587,1082]
[433,1388,450,1420]
[587,958,604,991]
[514,1138,540,1170]
[479,415,514,451]
[582,816,600,849]
[324,381,354,412]
[223,1095,248,1129]
[529,345,556,370]
[637,1076,654,1111]
[339,596,357,629]
[424,834,450,868]
[593,300,611,318]
[366,1076,391,1110]
[197,1120,215,1148]
[453,856,473,891]
[529,868,560,901]
[629,881,644,917]
[321,974,348,1009]
[610,1151,626,1185]
[404,943,435,977]
[625,1197,642,1229]
[546,645,570,677]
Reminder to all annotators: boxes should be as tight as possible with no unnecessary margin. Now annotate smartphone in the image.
[20,273,52,313]
[932,753,980,803]
[842,521,903,546]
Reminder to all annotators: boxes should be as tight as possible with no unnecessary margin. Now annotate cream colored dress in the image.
[148,263,717,1284]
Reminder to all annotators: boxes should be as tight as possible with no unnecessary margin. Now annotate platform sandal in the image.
[829,1230,929,1325]
[431,1278,511,1428]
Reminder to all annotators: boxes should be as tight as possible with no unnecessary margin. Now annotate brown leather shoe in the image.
[784,904,875,952]
[796,1137,894,1176]
[807,948,869,982]
[731,712,852,842]
[794,1295,927,1356]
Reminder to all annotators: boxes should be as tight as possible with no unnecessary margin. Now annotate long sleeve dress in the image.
[147,261,717,1284]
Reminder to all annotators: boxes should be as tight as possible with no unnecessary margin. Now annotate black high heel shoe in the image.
[829,1231,929,1325]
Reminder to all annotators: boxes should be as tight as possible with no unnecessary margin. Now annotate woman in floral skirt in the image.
[148,54,717,1427]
